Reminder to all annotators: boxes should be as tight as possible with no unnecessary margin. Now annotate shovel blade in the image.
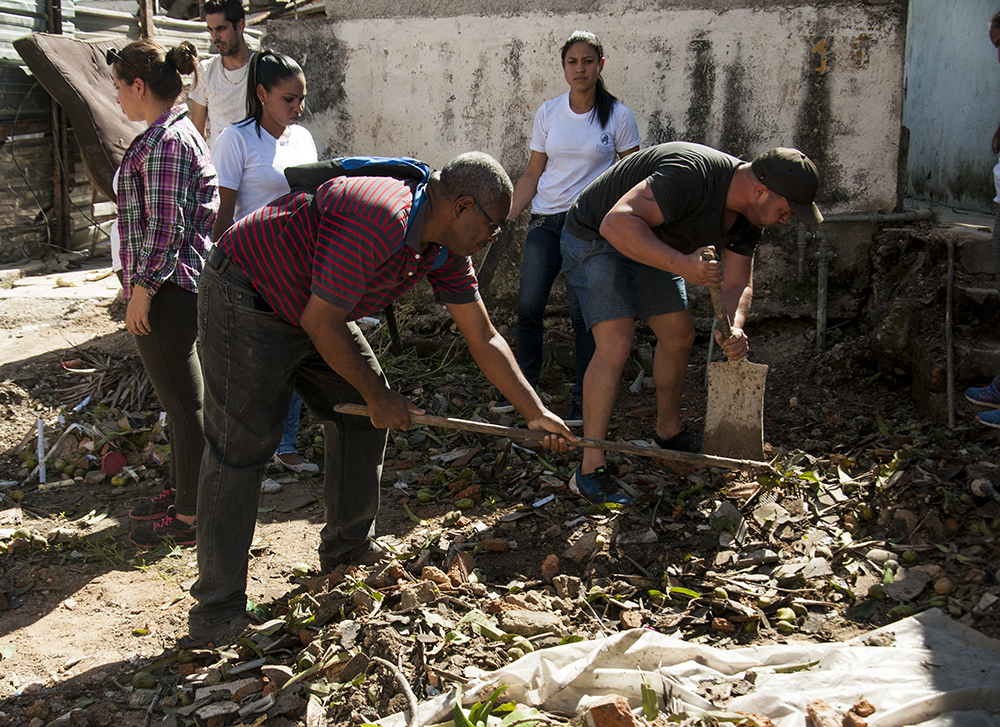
[703,357,768,461]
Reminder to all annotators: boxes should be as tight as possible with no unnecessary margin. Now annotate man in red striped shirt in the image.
[186,152,573,646]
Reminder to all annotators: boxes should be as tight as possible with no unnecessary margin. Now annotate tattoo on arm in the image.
[641,192,655,203]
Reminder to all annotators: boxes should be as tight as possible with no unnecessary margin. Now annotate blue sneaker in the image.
[966,379,1000,408]
[568,466,633,506]
[975,409,1000,429]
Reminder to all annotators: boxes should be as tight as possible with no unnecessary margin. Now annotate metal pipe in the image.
[813,230,835,350]
[820,210,932,225]
[797,223,810,284]
[946,238,955,428]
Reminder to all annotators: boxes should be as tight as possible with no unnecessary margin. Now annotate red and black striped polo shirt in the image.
[219,175,479,325]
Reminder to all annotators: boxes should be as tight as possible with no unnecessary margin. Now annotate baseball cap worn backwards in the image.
[751,147,823,226]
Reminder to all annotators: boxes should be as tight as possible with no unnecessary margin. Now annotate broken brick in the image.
[541,554,559,580]
[711,617,736,633]
[455,484,482,502]
[583,695,638,727]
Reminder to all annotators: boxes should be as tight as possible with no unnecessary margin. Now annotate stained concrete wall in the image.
[903,0,1000,214]
[267,0,907,320]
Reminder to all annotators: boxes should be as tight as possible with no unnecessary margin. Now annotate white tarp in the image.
[381,609,1000,727]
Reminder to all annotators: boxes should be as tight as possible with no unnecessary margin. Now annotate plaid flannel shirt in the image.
[117,105,218,300]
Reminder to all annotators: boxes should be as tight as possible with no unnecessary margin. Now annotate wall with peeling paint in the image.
[267,1,906,321]
[903,0,1000,214]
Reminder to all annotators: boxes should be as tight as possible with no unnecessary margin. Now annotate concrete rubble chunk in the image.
[617,527,658,545]
[195,700,241,720]
[563,531,599,564]
[498,608,563,636]
[398,580,437,610]
[884,567,931,602]
[553,574,583,600]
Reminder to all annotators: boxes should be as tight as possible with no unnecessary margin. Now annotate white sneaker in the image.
[272,452,319,474]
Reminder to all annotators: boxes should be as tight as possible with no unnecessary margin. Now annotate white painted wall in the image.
[904,0,1000,212]
[267,1,907,317]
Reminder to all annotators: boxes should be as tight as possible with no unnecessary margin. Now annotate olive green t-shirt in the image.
[564,142,761,257]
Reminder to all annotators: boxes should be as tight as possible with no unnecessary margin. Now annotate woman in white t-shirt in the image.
[212,51,318,491]
[495,30,640,426]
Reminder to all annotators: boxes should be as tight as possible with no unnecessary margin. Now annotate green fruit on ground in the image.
[132,672,156,689]
[757,595,773,609]
[713,587,729,600]
[902,549,919,563]
[111,476,126,487]
[53,459,67,473]
[313,435,324,444]
[776,621,795,633]
[417,489,435,503]
[455,497,475,509]
[313,446,325,456]
[775,607,796,623]
[9,491,23,502]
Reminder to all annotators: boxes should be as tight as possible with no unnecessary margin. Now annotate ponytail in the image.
[242,50,304,138]
[109,39,198,104]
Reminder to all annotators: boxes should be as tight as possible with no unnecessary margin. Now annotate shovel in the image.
[701,249,768,461]
[333,403,768,470]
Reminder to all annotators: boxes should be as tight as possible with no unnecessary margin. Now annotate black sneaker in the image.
[128,488,176,521]
[653,430,702,453]
[564,400,584,428]
[130,506,196,548]
[490,397,515,414]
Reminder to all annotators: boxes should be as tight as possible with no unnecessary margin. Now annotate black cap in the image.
[751,147,823,226]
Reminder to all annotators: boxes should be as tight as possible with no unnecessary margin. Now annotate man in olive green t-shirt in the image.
[560,142,822,505]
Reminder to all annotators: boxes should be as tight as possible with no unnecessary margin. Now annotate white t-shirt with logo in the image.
[213,120,318,221]
[529,91,640,215]
[188,52,256,152]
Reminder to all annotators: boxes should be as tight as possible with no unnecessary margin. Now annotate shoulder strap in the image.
[286,156,448,270]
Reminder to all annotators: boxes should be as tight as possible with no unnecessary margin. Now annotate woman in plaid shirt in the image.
[107,39,219,548]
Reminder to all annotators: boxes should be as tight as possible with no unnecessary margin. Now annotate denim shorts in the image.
[560,226,687,329]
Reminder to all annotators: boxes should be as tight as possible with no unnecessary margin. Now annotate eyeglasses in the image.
[471,197,502,237]
[105,47,137,73]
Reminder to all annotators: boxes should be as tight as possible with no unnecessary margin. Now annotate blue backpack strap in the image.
[338,157,449,270]
[286,155,448,269]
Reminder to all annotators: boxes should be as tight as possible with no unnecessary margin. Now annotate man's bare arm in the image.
[188,101,208,139]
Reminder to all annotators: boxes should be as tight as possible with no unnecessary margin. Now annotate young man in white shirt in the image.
[187,0,254,153]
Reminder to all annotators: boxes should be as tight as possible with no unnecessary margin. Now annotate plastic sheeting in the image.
[380,609,1000,727]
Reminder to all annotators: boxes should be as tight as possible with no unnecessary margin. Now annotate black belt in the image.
[207,246,254,288]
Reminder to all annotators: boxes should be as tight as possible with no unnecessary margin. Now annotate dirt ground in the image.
[0,233,998,726]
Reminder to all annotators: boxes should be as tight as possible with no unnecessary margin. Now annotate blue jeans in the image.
[277,392,304,455]
[561,227,688,327]
[190,263,388,631]
[515,213,595,406]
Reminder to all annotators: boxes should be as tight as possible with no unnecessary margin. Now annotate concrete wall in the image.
[903,0,1000,214]
[267,0,907,320]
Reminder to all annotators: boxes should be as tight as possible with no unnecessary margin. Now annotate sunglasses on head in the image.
[105,47,137,73]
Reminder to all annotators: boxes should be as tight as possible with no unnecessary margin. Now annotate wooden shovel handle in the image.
[701,247,732,340]
[332,403,767,470]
